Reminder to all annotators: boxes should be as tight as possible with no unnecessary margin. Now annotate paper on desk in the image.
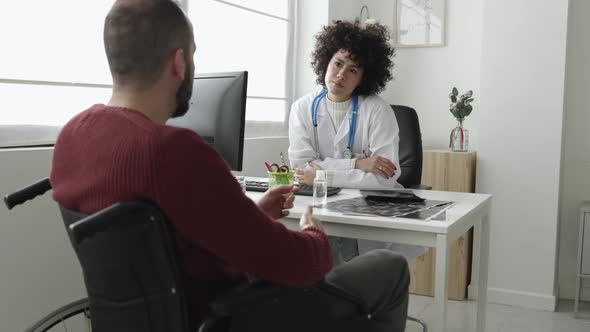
[320,197,454,220]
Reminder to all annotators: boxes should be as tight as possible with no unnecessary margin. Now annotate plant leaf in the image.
[452,87,458,96]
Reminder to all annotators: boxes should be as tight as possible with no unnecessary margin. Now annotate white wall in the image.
[558,0,590,301]
[328,0,358,22]
[295,0,329,99]
[361,0,482,150]
[0,148,86,332]
[476,0,569,310]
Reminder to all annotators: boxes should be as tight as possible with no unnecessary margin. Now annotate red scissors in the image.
[264,162,289,172]
[264,152,290,172]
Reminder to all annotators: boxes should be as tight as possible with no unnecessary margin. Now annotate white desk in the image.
[246,188,492,332]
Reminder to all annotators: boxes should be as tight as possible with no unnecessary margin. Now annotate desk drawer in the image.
[582,213,590,275]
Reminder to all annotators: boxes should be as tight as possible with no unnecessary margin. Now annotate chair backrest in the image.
[59,200,190,332]
[391,105,423,188]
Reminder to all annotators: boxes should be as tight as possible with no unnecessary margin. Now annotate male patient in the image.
[50,0,410,330]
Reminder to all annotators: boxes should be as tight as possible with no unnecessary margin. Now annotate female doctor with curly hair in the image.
[288,20,421,264]
[288,20,401,190]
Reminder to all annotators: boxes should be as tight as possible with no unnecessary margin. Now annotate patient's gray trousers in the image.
[236,249,410,331]
[323,249,410,328]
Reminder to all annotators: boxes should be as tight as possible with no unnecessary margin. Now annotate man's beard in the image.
[171,65,193,118]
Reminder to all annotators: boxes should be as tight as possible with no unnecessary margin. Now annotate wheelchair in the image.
[5,178,427,332]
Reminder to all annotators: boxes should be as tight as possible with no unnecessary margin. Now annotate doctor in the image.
[289,20,401,190]
[289,20,408,264]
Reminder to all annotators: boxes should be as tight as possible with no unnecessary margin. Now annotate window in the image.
[0,0,294,147]
[187,0,296,137]
[0,0,115,147]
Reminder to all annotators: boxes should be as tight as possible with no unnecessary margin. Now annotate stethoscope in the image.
[311,89,359,159]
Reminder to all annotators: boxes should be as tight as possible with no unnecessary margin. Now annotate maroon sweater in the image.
[50,105,333,323]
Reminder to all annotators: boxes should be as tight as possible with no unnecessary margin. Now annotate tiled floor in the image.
[406,295,590,332]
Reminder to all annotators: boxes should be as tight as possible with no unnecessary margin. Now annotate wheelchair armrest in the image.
[410,184,432,190]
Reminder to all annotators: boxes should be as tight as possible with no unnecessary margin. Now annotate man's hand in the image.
[257,185,298,219]
[295,162,322,185]
[354,156,396,178]
[299,206,324,232]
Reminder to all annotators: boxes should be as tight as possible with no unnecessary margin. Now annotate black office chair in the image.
[5,179,417,332]
[391,105,432,190]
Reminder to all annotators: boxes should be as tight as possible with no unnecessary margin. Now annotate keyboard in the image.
[245,180,341,196]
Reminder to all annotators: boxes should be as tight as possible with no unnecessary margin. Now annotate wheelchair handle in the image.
[4,177,52,210]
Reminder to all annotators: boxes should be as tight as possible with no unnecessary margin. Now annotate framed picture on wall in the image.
[395,0,446,47]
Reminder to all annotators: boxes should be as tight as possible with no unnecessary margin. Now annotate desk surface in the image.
[246,188,491,236]
[246,185,492,332]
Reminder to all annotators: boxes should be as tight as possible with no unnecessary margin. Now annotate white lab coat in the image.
[288,90,402,189]
[289,90,427,261]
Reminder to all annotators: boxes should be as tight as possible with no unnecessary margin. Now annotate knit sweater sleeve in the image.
[155,129,333,287]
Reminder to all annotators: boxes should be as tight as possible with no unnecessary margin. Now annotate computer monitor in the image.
[167,71,248,171]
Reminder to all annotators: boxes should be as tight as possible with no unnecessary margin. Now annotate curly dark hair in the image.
[311,20,394,96]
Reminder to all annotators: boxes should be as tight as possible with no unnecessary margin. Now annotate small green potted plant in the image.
[448,87,474,151]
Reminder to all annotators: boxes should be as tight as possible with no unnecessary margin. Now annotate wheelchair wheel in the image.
[26,298,91,332]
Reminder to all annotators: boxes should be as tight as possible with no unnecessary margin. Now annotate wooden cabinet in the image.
[409,150,477,300]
